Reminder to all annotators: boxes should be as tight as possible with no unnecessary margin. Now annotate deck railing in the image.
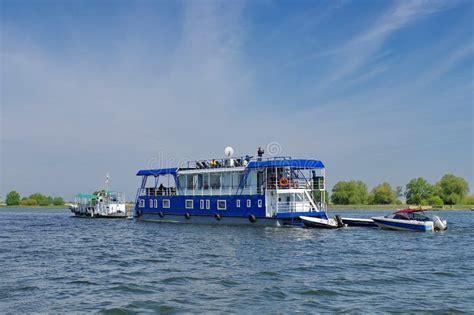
[183,156,292,170]
[266,178,311,190]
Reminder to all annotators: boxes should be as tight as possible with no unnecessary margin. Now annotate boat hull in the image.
[300,216,340,229]
[137,213,281,226]
[341,217,377,227]
[371,217,433,232]
[72,212,129,219]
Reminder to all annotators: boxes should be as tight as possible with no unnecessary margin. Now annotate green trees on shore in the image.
[331,174,472,206]
[405,178,435,205]
[437,174,469,205]
[6,191,21,206]
[369,182,402,205]
[330,181,369,205]
[4,191,65,207]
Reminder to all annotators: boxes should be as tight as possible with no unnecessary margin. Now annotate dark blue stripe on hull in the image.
[136,195,266,217]
[138,213,280,226]
[372,219,431,231]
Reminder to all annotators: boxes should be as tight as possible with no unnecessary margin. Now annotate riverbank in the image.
[328,204,474,211]
[0,205,67,209]
[3,204,472,211]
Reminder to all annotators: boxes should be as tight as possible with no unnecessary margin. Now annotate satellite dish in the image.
[224,146,234,158]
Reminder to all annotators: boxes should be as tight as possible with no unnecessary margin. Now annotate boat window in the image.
[236,199,241,208]
[200,200,204,209]
[217,200,226,210]
[186,176,194,190]
[197,174,204,189]
[210,173,221,189]
[186,200,194,209]
[149,199,153,208]
[203,174,209,190]
[258,199,262,208]
[206,200,210,209]
[154,199,158,208]
[163,199,170,208]
[247,199,251,208]
[139,199,145,208]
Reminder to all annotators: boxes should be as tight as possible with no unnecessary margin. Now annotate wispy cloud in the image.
[322,0,459,86]
[421,42,474,84]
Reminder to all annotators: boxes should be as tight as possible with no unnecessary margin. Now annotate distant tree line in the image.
[330,174,472,206]
[5,191,65,207]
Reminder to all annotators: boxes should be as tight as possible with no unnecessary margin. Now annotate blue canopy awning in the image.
[246,159,324,169]
[136,168,178,176]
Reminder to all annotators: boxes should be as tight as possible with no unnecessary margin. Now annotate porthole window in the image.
[154,199,158,208]
[163,199,170,208]
[186,200,194,209]
[139,199,145,208]
[258,200,262,208]
[247,199,251,208]
[200,200,204,209]
[206,200,210,210]
[217,200,227,210]
[236,200,241,208]
[149,199,153,208]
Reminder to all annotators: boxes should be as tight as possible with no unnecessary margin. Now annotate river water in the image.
[0,208,473,313]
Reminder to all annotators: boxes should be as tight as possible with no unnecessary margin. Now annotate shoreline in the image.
[1,205,472,211]
[0,205,68,209]
[328,204,474,211]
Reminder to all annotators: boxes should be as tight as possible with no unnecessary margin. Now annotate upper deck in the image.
[136,156,326,197]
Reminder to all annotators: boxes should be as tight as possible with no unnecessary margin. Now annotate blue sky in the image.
[1,0,473,200]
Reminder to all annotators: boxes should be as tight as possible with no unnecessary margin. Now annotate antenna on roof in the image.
[105,173,109,192]
[224,146,235,167]
[224,146,234,158]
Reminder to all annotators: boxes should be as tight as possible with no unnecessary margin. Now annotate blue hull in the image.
[136,195,327,227]
[372,218,432,231]
[138,213,280,226]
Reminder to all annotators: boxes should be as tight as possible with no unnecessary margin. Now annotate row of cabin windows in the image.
[139,199,262,210]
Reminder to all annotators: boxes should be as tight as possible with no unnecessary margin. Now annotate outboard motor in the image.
[433,215,447,231]
[335,215,344,228]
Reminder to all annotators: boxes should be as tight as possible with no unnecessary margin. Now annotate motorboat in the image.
[371,208,447,232]
[300,215,344,229]
[341,217,377,227]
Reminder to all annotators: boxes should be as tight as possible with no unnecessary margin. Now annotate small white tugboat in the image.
[371,208,447,232]
[69,174,129,218]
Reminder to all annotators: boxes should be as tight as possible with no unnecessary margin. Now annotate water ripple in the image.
[1,208,474,313]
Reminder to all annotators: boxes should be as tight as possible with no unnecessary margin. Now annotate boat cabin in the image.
[135,156,327,224]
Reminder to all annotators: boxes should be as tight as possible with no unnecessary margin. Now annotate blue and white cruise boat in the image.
[134,147,330,227]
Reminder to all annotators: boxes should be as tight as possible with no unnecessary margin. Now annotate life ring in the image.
[158,211,164,218]
[248,215,256,223]
[215,214,221,221]
[279,177,289,187]
[185,212,191,220]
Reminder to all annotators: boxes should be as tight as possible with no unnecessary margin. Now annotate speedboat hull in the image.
[300,216,341,229]
[371,217,434,231]
[341,217,377,227]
